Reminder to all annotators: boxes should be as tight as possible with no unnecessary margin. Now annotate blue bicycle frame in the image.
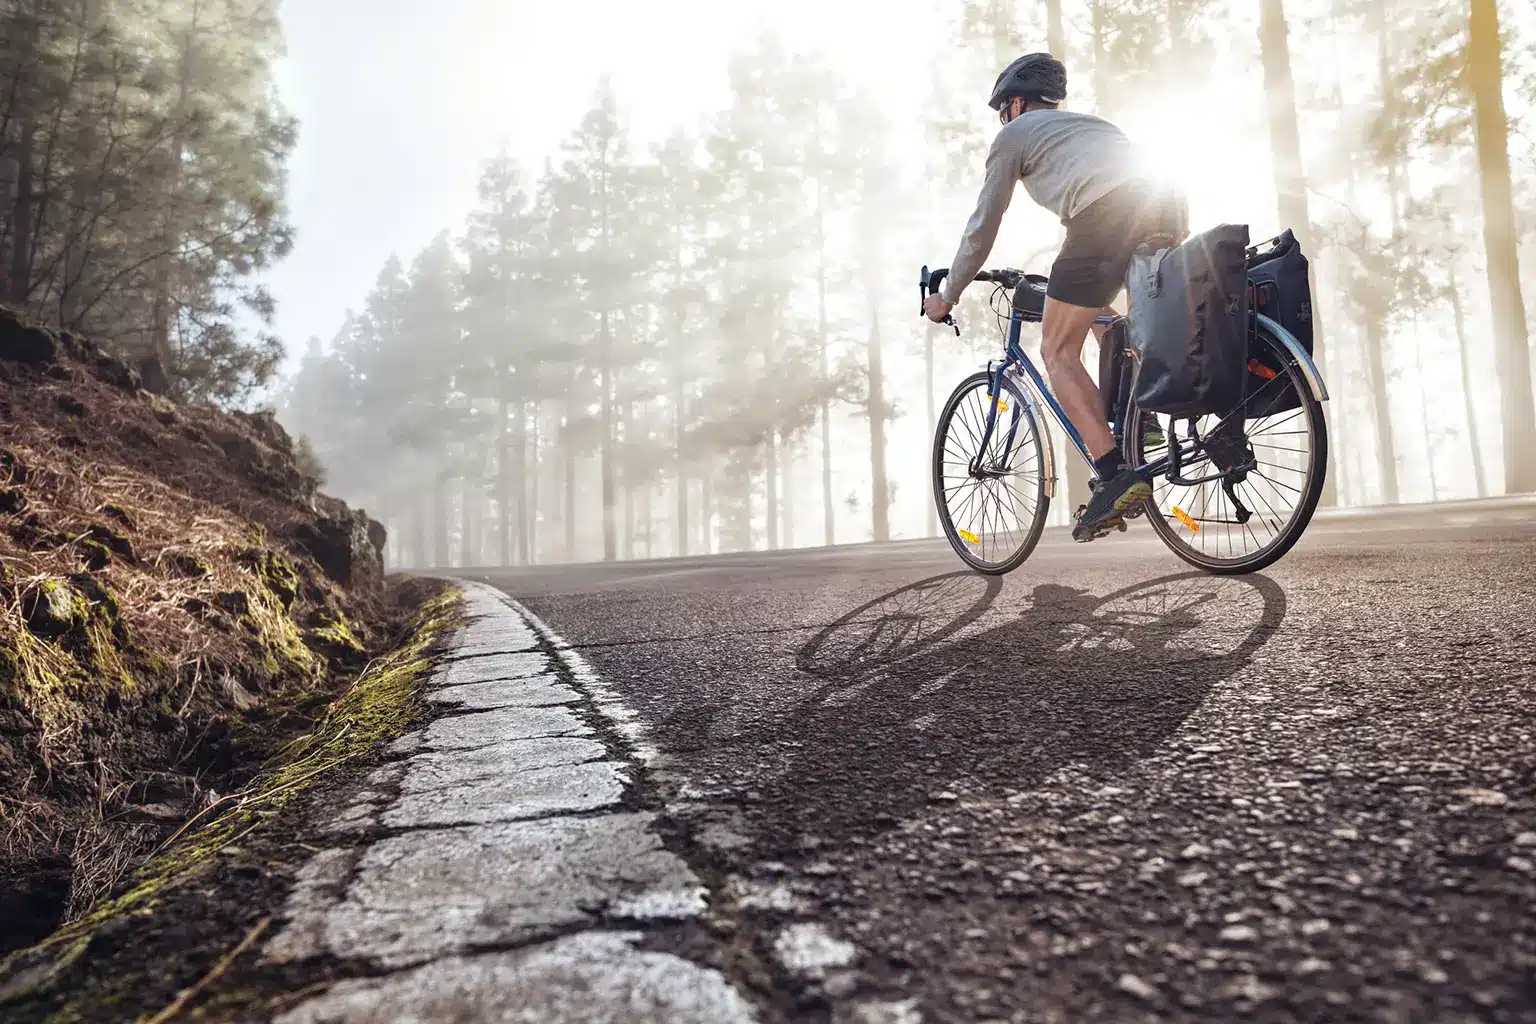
[974,307,1164,489]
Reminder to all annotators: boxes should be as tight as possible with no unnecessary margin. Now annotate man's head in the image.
[989,53,1067,124]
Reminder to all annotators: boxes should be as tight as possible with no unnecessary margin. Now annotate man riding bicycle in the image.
[923,52,1188,542]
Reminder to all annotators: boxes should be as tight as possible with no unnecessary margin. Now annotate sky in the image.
[265,0,933,366]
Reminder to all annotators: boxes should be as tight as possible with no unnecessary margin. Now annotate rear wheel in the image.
[933,371,1050,575]
[1125,324,1327,574]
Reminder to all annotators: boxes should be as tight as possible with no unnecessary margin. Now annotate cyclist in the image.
[923,52,1188,541]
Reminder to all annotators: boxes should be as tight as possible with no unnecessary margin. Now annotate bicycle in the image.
[919,252,1329,576]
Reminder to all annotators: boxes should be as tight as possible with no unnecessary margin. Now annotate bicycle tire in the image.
[933,371,1050,575]
[1125,325,1327,575]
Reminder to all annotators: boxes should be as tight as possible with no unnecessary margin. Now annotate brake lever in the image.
[920,265,961,335]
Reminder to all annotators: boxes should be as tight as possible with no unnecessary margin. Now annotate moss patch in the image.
[0,583,462,1016]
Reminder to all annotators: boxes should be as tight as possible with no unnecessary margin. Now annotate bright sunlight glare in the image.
[1117,83,1279,237]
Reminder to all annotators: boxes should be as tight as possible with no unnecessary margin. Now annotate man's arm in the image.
[940,131,1022,305]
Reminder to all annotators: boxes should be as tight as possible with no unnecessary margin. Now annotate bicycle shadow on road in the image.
[771,570,1287,841]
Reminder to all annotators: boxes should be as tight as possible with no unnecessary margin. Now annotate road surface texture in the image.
[276,500,1536,1022]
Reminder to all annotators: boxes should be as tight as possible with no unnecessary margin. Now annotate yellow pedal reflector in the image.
[958,529,981,545]
[1172,506,1200,532]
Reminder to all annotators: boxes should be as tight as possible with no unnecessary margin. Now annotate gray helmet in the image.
[988,52,1067,111]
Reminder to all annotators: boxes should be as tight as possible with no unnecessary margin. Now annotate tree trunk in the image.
[498,393,512,566]
[1413,329,1438,502]
[8,117,35,306]
[782,438,795,550]
[459,457,476,567]
[1047,0,1064,56]
[641,483,653,560]
[814,103,835,548]
[765,435,779,551]
[563,407,577,561]
[1360,307,1399,504]
[513,401,529,564]
[600,310,617,559]
[700,463,713,555]
[623,482,635,560]
[433,472,451,568]
[868,307,890,543]
[410,492,428,570]
[1259,0,1335,506]
[674,346,688,557]
[1447,274,1488,498]
[925,333,937,536]
[527,404,540,564]
[57,0,106,327]
[1468,0,1536,493]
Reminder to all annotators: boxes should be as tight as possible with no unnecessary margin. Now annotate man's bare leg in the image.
[1040,296,1117,461]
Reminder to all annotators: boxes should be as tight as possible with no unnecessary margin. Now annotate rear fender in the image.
[1257,314,1328,402]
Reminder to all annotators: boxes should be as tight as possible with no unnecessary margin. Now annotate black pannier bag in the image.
[1244,229,1312,416]
[1125,223,1251,418]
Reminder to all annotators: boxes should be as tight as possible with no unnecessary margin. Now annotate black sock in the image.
[1093,451,1126,480]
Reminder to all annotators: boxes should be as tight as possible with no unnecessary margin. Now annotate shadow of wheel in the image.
[767,570,1287,840]
[796,572,1003,681]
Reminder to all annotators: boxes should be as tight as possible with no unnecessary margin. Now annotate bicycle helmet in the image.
[988,52,1067,111]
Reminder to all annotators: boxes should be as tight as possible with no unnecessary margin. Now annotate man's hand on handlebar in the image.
[923,293,953,324]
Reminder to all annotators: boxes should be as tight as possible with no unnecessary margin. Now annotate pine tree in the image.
[1467,0,1535,492]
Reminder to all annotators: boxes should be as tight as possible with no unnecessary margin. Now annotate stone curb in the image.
[262,582,757,1023]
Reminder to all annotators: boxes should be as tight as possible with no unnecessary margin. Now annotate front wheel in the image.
[933,371,1051,575]
[1125,324,1328,574]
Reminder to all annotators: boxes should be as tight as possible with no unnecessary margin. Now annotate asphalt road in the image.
[458,500,1536,1023]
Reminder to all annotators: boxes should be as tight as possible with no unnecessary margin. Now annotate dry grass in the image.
[0,306,388,944]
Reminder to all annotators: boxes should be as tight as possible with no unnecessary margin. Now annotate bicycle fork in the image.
[973,360,1058,500]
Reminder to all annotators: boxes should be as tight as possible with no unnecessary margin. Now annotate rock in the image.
[0,314,58,364]
[1514,832,1536,847]
[86,523,136,563]
[366,516,387,553]
[1294,958,1330,975]
[23,580,82,636]
[292,510,384,590]
[0,447,27,485]
[96,504,135,530]
[137,356,171,395]
[1117,973,1159,1002]
[94,353,141,392]
[55,393,87,417]
[1506,857,1534,874]
[1300,918,1330,936]
[1220,925,1258,943]
[1179,842,1211,860]
[1454,787,1509,806]
[1176,870,1208,887]
[233,408,296,457]
[214,591,251,617]
[164,553,210,579]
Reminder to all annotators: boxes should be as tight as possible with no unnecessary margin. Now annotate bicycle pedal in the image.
[1072,514,1127,543]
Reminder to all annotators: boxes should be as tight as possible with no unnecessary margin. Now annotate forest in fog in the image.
[3,1,1535,567]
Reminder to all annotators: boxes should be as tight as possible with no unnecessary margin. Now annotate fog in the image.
[8,0,1527,567]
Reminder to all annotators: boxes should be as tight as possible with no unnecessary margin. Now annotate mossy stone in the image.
[23,580,84,637]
